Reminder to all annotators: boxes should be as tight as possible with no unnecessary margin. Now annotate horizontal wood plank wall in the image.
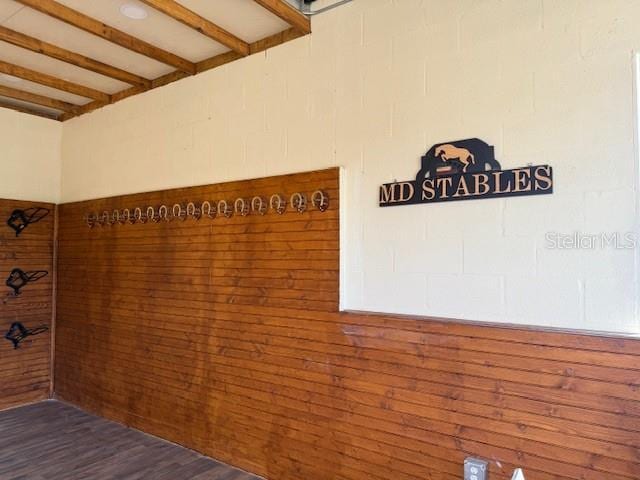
[0,199,54,410]
[54,168,640,480]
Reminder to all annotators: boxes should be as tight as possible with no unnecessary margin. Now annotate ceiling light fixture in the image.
[119,3,148,20]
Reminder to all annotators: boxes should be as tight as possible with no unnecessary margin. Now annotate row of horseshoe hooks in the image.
[84,190,329,228]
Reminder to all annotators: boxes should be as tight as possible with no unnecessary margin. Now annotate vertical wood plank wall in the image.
[0,199,54,410]
[55,168,640,480]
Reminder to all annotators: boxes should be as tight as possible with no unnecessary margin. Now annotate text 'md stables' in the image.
[379,138,553,207]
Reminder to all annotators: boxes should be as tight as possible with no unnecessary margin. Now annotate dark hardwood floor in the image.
[0,401,262,480]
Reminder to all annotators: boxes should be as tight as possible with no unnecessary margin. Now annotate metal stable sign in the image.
[379,138,553,206]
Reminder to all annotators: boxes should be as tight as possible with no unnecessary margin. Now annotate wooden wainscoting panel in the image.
[54,168,640,480]
[0,199,54,410]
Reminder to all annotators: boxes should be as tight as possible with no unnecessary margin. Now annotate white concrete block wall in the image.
[60,0,640,334]
[0,108,62,203]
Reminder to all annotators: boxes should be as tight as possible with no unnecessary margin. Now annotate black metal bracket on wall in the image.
[4,322,49,349]
[296,0,353,16]
[6,207,50,236]
[5,268,49,296]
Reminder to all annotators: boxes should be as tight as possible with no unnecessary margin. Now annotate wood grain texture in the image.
[0,198,54,411]
[54,168,640,480]
[0,400,261,479]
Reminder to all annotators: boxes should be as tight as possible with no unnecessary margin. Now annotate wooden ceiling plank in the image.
[0,60,110,102]
[60,27,309,121]
[253,0,311,34]
[0,99,59,120]
[14,0,196,74]
[0,83,78,112]
[139,0,250,56]
[0,26,150,88]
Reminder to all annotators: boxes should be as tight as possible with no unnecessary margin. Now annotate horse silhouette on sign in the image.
[415,138,501,182]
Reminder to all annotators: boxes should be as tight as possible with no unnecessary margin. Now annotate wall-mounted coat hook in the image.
[251,196,267,215]
[158,205,169,222]
[312,190,329,212]
[270,194,286,214]
[172,204,187,222]
[186,202,201,220]
[218,200,232,218]
[110,209,119,225]
[234,198,249,217]
[134,207,146,224]
[83,189,329,227]
[290,193,307,213]
[201,201,216,219]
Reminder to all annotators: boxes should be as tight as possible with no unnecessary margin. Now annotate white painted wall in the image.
[0,108,62,203]
[60,0,640,334]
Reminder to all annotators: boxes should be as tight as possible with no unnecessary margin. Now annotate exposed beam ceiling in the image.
[14,0,196,74]
[0,98,58,119]
[0,0,313,121]
[253,0,311,34]
[0,83,78,113]
[59,28,306,122]
[0,25,150,88]
[139,0,250,57]
[0,60,110,102]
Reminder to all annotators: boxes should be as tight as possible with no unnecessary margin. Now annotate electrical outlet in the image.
[464,457,488,480]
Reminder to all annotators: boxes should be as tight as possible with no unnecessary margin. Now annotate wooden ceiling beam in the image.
[0,83,78,113]
[248,27,304,55]
[253,0,311,34]
[0,26,150,88]
[0,99,59,119]
[14,0,196,74]
[139,0,250,56]
[0,60,110,102]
